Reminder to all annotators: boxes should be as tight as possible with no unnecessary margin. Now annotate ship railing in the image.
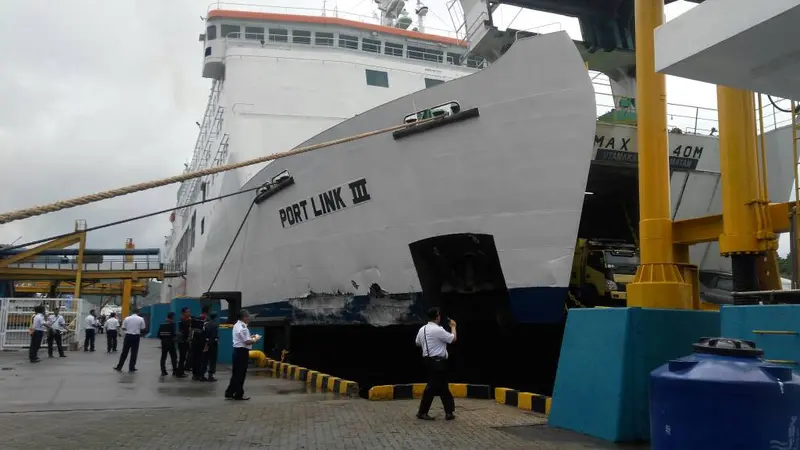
[208,2,460,40]
[223,31,487,68]
[163,261,187,276]
[4,255,163,273]
[592,78,797,136]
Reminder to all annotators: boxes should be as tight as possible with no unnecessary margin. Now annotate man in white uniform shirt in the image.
[225,310,260,401]
[104,312,120,353]
[114,309,146,373]
[414,307,457,421]
[46,307,67,358]
[84,309,98,352]
[28,305,46,363]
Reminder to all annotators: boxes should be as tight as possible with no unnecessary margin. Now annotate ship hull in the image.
[179,31,597,326]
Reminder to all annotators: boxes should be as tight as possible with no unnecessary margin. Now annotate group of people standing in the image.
[82,309,120,353]
[157,306,220,381]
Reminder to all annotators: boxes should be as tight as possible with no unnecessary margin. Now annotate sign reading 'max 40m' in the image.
[279,178,371,229]
[592,123,718,171]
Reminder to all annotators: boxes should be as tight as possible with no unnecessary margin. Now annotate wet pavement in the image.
[0,340,646,449]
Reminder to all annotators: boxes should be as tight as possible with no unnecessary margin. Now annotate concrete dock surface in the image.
[0,340,647,449]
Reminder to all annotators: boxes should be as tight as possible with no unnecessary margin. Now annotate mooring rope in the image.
[0,117,436,225]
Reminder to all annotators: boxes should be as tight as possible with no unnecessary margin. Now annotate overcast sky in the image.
[0,1,791,256]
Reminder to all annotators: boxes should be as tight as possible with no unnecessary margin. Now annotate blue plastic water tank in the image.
[650,337,800,450]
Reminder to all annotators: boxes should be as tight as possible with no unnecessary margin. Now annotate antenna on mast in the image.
[415,1,429,34]
[322,0,327,17]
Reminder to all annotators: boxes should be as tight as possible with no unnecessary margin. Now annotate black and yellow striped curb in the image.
[264,358,359,397]
[495,387,551,415]
[368,383,491,401]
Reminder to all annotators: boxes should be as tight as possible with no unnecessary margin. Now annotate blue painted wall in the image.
[721,305,800,366]
[549,307,720,442]
[146,304,170,338]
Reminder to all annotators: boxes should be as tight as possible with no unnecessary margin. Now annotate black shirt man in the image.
[158,312,183,377]
[191,306,210,381]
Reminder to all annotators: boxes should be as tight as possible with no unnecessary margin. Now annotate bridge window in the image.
[269,28,288,43]
[362,38,381,53]
[201,217,205,235]
[315,32,334,46]
[339,34,359,50]
[221,24,240,38]
[293,30,311,45]
[206,25,217,41]
[385,42,403,57]
[408,45,443,63]
[366,69,389,88]
[245,26,264,40]
[446,52,462,65]
[425,78,444,88]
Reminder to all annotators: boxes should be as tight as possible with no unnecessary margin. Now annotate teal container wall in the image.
[548,307,720,442]
[721,305,800,366]
[217,326,266,365]
[138,305,153,333]
[146,304,170,338]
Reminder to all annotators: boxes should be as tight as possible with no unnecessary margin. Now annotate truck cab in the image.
[570,238,639,307]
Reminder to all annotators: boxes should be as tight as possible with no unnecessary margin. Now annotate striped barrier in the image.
[368,383,491,401]
[495,387,551,415]
[263,358,358,397]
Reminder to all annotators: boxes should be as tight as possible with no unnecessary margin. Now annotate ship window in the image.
[221,24,240,39]
[293,30,311,45]
[190,212,197,250]
[365,69,389,88]
[425,78,444,88]
[408,45,443,63]
[362,38,381,53]
[385,42,403,57]
[204,47,211,57]
[245,26,264,40]
[339,34,359,50]
[206,25,217,41]
[315,32,334,46]
[269,28,289,43]
[201,217,205,235]
[446,52,462,65]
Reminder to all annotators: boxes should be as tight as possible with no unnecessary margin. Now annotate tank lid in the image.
[692,337,764,357]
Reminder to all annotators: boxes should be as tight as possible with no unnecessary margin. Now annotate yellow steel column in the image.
[121,279,132,318]
[627,0,691,309]
[717,87,762,254]
[73,232,86,299]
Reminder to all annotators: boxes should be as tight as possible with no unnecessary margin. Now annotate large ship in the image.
[162,1,796,392]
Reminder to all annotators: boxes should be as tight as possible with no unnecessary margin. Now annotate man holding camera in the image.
[415,307,457,421]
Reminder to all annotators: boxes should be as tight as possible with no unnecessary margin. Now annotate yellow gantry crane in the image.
[0,222,166,315]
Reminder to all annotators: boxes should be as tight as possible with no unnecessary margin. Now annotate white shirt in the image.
[415,322,454,359]
[232,321,251,349]
[105,317,120,331]
[47,314,66,332]
[84,315,97,330]
[121,314,146,335]
[32,313,46,332]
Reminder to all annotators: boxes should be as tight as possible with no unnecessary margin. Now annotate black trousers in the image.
[29,330,43,362]
[47,330,65,357]
[225,347,249,399]
[160,340,178,374]
[205,343,218,376]
[116,334,141,371]
[107,330,118,352]
[84,328,95,351]
[418,357,455,415]
[191,339,207,378]
[178,342,190,375]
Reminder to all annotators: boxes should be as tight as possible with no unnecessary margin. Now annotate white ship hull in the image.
[167,32,597,325]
